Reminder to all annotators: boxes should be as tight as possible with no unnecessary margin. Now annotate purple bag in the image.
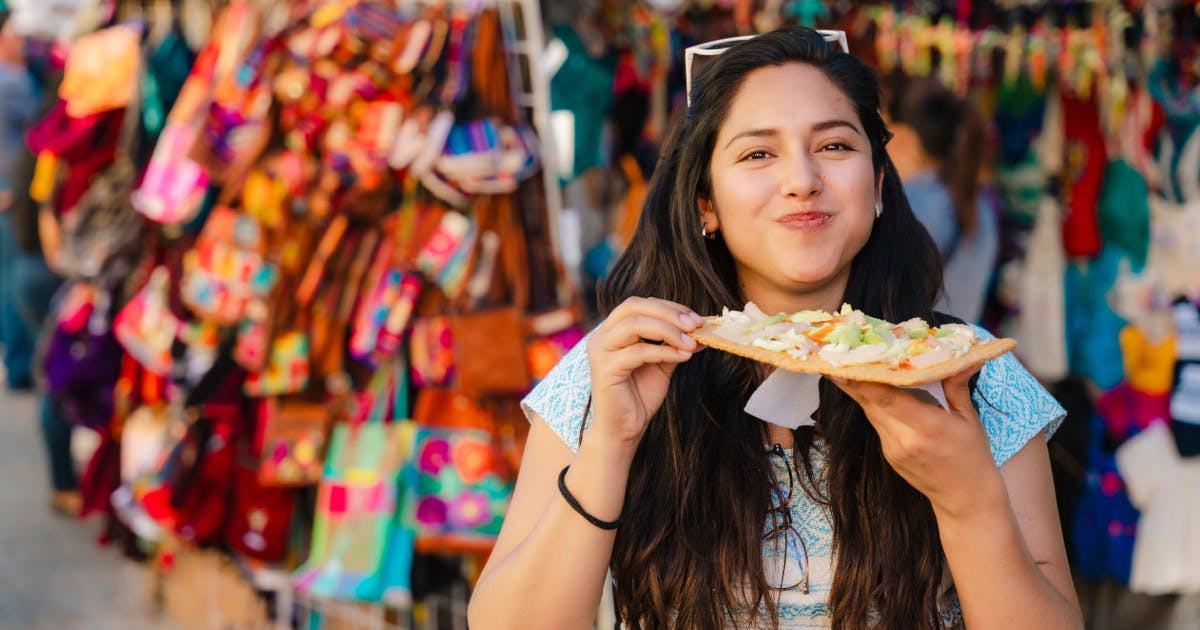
[44,323,123,394]
[42,285,123,430]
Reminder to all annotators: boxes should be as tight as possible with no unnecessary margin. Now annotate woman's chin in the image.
[778,260,842,288]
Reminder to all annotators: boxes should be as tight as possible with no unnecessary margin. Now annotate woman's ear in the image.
[875,171,885,205]
[697,196,719,230]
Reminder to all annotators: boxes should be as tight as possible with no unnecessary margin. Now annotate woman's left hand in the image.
[830,364,1005,519]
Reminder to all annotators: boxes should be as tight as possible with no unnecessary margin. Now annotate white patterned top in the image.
[521,325,1066,628]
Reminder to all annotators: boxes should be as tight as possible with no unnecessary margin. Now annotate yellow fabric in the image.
[1120,325,1176,395]
[30,151,58,203]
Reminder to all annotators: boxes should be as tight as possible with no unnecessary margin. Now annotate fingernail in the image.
[689,313,705,325]
[680,312,700,328]
[681,333,697,349]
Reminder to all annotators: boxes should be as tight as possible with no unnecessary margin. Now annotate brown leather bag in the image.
[448,194,532,397]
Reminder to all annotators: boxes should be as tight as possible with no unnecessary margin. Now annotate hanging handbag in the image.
[59,23,144,118]
[132,121,210,225]
[409,314,456,389]
[446,194,533,397]
[404,388,513,554]
[243,330,312,397]
[293,362,412,602]
[56,74,147,280]
[114,266,182,376]
[181,206,277,325]
[255,397,332,487]
[42,282,123,430]
[225,453,297,563]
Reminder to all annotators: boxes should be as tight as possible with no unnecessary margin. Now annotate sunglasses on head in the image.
[684,30,850,106]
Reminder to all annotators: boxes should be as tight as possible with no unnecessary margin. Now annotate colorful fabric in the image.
[1060,92,1106,258]
[1097,160,1151,269]
[1073,415,1139,585]
[1119,326,1177,396]
[1065,246,1129,391]
[404,424,511,552]
[293,420,409,602]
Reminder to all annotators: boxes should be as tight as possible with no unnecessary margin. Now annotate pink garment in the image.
[1097,382,1171,442]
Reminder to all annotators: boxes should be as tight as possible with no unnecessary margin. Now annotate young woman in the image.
[468,28,1082,629]
[884,74,999,324]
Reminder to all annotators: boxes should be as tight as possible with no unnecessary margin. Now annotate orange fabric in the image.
[60,25,142,117]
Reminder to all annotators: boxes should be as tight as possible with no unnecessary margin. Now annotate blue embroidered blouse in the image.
[520,325,1066,628]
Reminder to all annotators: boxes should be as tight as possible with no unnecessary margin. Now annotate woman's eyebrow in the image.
[723,120,862,150]
[811,119,863,136]
[723,128,778,150]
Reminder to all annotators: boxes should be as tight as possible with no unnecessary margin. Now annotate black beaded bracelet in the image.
[557,465,625,530]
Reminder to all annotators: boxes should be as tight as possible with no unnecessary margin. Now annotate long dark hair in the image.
[885,73,986,237]
[598,29,945,629]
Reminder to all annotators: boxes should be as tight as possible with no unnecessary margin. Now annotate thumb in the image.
[942,363,983,419]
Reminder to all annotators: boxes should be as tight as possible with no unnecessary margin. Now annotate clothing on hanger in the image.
[1064,246,1128,390]
[1116,421,1200,595]
[1097,159,1151,269]
[1120,325,1177,396]
[1060,91,1106,258]
[1170,300,1200,456]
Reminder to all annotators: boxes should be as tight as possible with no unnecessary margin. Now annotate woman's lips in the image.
[776,211,832,230]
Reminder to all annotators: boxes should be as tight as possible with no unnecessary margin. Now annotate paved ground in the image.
[0,388,174,630]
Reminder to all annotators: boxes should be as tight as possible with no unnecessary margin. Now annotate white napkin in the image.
[745,370,950,430]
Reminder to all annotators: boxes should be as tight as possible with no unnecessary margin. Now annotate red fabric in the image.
[1096,383,1171,443]
[1143,94,1165,154]
[171,417,237,545]
[25,99,126,215]
[79,429,121,519]
[225,463,296,563]
[1060,93,1106,258]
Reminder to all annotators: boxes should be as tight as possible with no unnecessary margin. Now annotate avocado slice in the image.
[826,324,864,348]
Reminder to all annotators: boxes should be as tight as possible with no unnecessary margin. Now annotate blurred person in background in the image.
[885,74,999,324]
[2,7,76,514]
[0,9,40,389]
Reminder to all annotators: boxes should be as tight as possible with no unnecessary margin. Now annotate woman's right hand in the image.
[586,297,705,451]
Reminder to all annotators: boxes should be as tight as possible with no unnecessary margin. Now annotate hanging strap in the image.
[453,193,530,315]
[393,356,411,421]
[351,356,399,428]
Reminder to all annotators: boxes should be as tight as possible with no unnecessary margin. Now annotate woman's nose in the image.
[779,153,822,200]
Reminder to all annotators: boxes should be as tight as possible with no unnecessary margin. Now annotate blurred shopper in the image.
[0,10,40,389]
[2,10,76,514]
[885,74,999,324]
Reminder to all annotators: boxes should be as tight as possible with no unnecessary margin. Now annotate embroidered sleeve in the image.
[972,326,1067,467]
[520,331,594,452]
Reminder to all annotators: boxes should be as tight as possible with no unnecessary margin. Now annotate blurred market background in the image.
[0,0,1197,628]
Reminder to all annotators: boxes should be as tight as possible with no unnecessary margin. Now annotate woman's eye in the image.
[820,142,853,152]
[743,150,771,161]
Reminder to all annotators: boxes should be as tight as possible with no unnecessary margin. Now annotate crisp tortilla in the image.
[689,319,1017,386]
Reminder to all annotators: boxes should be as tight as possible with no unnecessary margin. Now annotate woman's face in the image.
[704,62,880,312]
